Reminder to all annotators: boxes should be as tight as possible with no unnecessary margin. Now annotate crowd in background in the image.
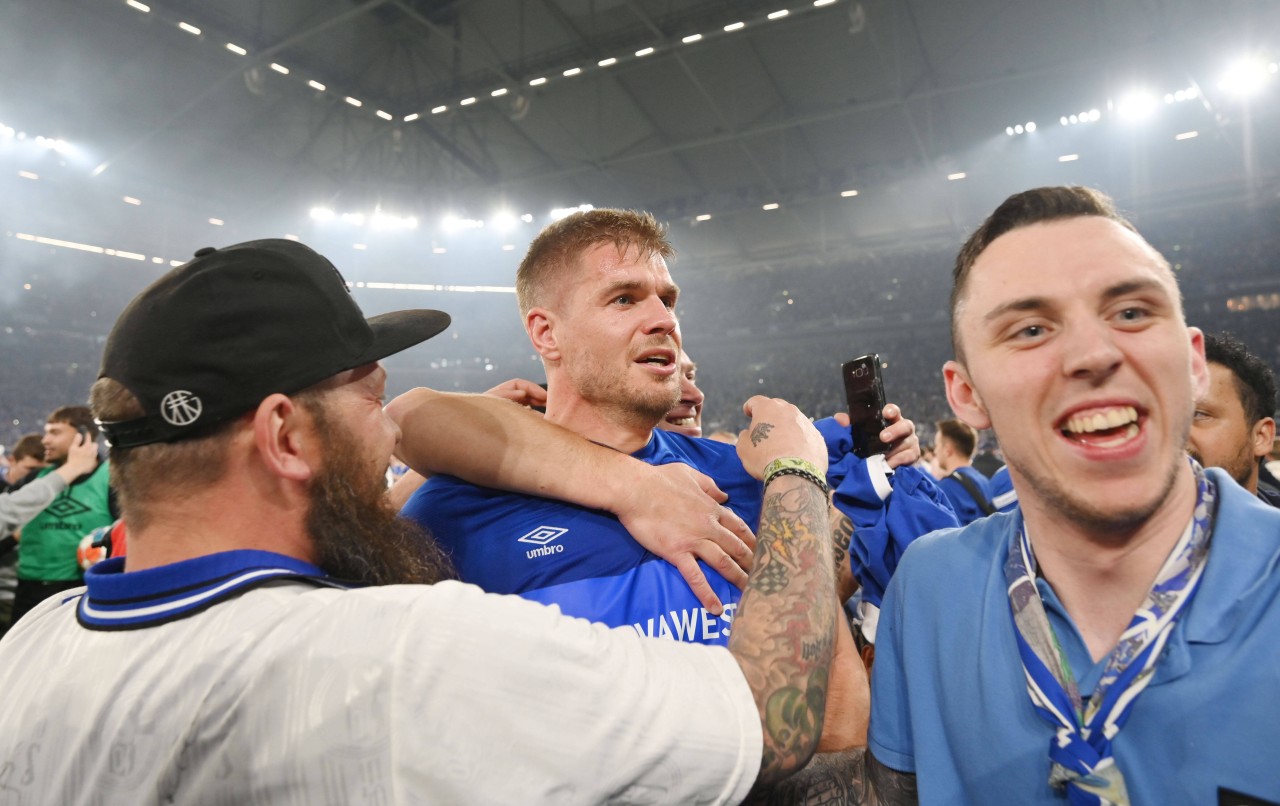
[3,197,1278,449]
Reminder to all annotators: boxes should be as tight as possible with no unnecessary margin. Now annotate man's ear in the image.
[252,394,317,482]
[1187,326,1210,403]
[526,307,560,361]
[943,360,992,431]
[1253,417,1276,461]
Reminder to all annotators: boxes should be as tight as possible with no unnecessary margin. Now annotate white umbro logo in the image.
[518,526,568,546]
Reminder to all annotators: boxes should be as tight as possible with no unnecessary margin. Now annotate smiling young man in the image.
[866,187,1280,804]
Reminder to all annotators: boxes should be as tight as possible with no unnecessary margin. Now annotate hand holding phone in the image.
[842,354,889,458]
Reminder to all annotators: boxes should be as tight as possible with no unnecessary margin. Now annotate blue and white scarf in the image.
[1004,462,1215,805]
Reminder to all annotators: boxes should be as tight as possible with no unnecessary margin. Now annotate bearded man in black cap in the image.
[0,239,854,804]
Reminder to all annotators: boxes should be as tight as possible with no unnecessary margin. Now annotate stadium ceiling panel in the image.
[1,0,1277,269]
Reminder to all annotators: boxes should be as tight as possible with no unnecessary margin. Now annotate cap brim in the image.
[359,309,451,365]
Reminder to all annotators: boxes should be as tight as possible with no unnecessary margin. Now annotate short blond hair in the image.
[516,208,674,315]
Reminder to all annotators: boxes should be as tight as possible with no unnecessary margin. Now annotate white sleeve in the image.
[354,581,763,804]
[0,473,67,535]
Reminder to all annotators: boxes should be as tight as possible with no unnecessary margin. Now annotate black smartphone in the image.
[842,354,888,458]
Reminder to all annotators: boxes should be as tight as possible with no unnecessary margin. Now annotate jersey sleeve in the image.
[868,557,918,774]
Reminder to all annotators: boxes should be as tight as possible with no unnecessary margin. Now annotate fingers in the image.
[880,403,902,423]
[717,507,756,567]
[831,412,850,427]
[673,555,723,615]
[691,468,729,504]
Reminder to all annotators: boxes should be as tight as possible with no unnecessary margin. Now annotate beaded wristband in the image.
[762,457,830,497]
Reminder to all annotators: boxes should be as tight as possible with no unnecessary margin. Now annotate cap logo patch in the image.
[161,390,203,427]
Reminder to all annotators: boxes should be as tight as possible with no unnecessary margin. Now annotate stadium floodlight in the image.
[126,0,150,12]
[1025,121,1037,132]
[309,207,336,221]
[529,77,548,86]
[635,47,655,57]
[178,22,201,35]
[1175,130,1199,141]
[490,211,519,232]
[841,189,859,197]
[404,113,420,122]
[682,34,703,44]
[460,97,477,106]
[208,218,225,226]
[122,196,141,205]
[308,80,326,92]
[520,213,534,223]
[1006,126,1016,136]
[341,212,366,226]
[947,172,966,181]
[724,22,745,32]
[1218,57,1271,97]
[371,211,418,231]
[225,43,247,56]
[695,213,713,221]
[563,67,582,77]
[431,105,447,114]
[1115,90,1159,120]
[762,202,780,210]
[598,58,617,67]
[1058,154,1079,163]
[550,204,594,220]
[1014,124,1024,134]
[442,214,484,232]
[376,110,393,121]
[768,10,791,20]
[270,63,289,74]
[345,97,362,107]
[491,88,508,97]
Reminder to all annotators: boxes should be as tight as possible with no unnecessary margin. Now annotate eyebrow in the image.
[598,278,680,300]
[982,278,1171,324]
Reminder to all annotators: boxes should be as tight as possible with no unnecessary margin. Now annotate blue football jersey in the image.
[400,430,761,646]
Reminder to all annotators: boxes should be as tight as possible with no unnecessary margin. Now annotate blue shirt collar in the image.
[78,549,349,631]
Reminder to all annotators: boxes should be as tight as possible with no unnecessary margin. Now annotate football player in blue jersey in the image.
[395,208,920,642]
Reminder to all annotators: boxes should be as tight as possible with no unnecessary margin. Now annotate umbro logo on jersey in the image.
[518,526,568,546]
[519,526,568,559]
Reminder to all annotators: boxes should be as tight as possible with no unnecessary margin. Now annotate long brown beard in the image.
[305,407,455,586]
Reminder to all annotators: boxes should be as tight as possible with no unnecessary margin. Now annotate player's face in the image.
[1188,362,1261,489]
[659,352,705,437]
[42,421,79,465]
[945,216,1207,534]
[550,242,682,423]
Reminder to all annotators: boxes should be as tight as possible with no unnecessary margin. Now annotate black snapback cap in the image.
[98,239,450,448]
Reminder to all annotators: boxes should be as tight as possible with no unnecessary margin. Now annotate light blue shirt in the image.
[870,468,1280,804]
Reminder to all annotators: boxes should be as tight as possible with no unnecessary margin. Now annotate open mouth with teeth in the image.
[639,355,672,366]
[1058,405,1141,448]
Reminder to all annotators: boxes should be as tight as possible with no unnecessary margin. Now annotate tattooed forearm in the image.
[743,748,919,806]
[750,422,775,446]
[730,474,836,783]
[829,505,859,602]
[830,507,854,567]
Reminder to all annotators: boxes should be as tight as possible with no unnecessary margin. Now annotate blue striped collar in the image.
[78,550,351,630]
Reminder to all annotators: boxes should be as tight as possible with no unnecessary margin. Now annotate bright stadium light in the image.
[490,210,519,232]
[1218,57,1272,97]
[1115,90,1159,121]
[310,207,336,221]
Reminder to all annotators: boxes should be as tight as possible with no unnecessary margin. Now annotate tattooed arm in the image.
[743,748,920,805]
[731,396,840,783]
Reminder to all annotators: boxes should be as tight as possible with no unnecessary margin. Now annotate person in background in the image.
[1186,332,1279,506]
[930,418,994,523]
